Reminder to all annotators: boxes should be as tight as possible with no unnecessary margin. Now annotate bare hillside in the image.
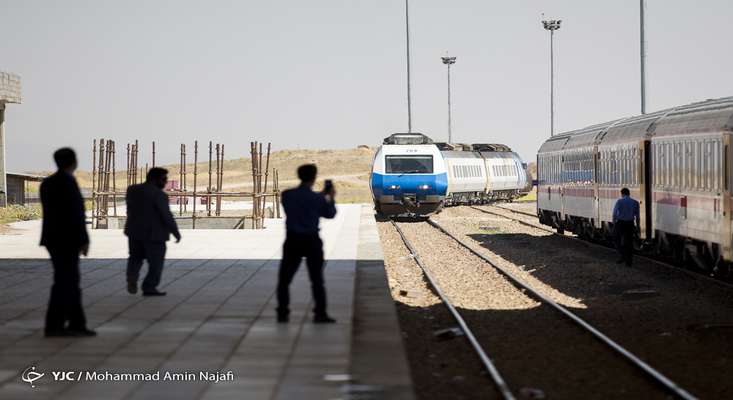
[73,147,376,204]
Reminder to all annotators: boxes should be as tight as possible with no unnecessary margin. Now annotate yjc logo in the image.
[21,366,44,388]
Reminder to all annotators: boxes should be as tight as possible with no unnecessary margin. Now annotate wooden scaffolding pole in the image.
[111,141,117,216]
[207,141,212,217]
[91,139,97,227]
[179,143,184,216]
[193,141,198,229]
[215,143,221,216]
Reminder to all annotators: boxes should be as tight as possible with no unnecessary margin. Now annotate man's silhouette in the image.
[40,148,96,337]
[125,167,181,296]
[613,187,640,267]
[277,164,337,323]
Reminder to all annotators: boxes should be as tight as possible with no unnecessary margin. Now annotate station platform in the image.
[0,204,414,400]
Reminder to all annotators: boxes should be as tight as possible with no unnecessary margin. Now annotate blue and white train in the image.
[370,133,532,216]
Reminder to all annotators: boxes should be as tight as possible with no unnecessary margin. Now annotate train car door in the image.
[641,140,653,241]
[723,134,732,261]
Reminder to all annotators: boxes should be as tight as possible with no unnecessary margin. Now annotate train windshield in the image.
[385,155,433,174]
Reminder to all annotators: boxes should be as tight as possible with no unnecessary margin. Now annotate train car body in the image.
[537,96,733,273]
[371,134,448,216]
[442,150,487,204]
[441,143,531,206]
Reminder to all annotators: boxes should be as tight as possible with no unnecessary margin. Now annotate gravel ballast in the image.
[377,220,497,400]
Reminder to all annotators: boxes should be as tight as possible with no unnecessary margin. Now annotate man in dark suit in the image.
[125,167,181,296]
[40,148,96,337]
[277,164,337,324]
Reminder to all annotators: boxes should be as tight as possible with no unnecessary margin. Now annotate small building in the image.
[5,172,44,205]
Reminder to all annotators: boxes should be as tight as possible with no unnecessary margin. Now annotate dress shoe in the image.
[313,315,336,324]
[67,328,97,337]
[143,290,167,297]
[277,314,289,323]
[127,281,138,294]
[616,258,625,264]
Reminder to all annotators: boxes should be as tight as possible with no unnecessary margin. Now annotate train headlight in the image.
[388,185,400,190]
[418,184,431,190]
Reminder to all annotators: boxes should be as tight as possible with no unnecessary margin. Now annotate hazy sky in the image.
[2,1,731,171]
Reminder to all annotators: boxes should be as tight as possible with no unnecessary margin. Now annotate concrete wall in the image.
[0,71,21,207]
[0,72,22,104]
[6,175,26,205]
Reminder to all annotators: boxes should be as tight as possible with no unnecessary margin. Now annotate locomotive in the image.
[537,96,733,274]
[371,133,531,216]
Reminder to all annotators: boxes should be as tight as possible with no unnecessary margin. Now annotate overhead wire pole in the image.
[442,55,456,143]
[405,0,413,133]
[640,0,647,114]
[542,17,562,137]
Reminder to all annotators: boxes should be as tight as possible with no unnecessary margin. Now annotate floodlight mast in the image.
[405,0,413,133]
[640,0,647,114]
[542,18,561,137]
[442,55,456,143]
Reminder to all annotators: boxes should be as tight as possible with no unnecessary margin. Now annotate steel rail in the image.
[493,204,537,218]
[472,205,733,291]
[427,217,697,400]
[390,220,516,400]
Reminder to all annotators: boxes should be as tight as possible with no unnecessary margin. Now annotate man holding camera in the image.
[276,164,337,323]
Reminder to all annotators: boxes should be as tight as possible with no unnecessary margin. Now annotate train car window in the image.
[667,143,672,188]
[716,141,722,190]
[385,155,434,174]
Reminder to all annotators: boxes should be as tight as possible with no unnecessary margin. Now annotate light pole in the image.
[640,0,647,114]
[405,0,413,133]
[542,18,561,137]
[441,55,456,143]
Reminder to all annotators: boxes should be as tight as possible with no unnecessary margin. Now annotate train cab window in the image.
[385,155,433,174]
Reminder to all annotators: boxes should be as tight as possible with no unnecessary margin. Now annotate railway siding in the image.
[436,204,733,399]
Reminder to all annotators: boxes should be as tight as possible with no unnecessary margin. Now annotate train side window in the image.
[716,140,721,191]
[667,143,672,188]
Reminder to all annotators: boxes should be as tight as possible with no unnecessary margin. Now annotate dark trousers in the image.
[45,247,87,332]
[615,220,635,266]
[277,233,327,317]
[127,239,167,292]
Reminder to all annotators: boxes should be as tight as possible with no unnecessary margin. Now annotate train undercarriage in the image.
[445,189,527,206]
[539,210,732,278]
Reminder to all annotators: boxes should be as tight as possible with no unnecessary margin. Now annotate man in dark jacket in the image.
[277,164,337,323]
[125,167,181,296]
[40,148,95,337]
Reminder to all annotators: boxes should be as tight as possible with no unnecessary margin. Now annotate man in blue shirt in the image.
[613,187,640,266]
[277,164,337,323]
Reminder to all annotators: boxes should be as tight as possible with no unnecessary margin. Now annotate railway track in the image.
[476,204,733,290]
[390,217,697,400]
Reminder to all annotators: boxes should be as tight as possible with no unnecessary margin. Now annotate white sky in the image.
[2,0,732,171]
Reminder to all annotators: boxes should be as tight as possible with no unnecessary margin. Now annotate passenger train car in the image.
[537,96,733,274]
[440,143,531,205]
[371,133,531,216]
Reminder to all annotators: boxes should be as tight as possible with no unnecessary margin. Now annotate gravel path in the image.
[392,220,663,399]
[435,204,733,399]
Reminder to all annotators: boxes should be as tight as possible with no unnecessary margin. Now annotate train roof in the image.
[383,133,433,145]
[538,96,733,153]
[440,150,483,159]
[652,97,733,138]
